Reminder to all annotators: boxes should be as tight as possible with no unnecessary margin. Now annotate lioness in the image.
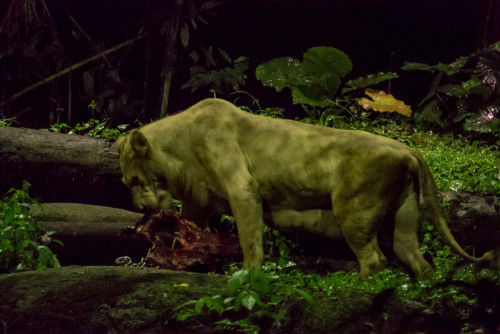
[117,98,493,279]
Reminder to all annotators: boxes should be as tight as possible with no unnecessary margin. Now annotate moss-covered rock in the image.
[0,266,433,333]
[0,266,226,333]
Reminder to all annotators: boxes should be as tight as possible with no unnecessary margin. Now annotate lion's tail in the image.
[417,154,495,263]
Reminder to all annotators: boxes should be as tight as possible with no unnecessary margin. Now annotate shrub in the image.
[0,182,61,273]
[402,41,500,139]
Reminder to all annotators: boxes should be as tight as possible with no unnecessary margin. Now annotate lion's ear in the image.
[129,129,152,159]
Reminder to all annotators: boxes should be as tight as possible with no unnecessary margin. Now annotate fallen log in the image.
[32,203,147,266]
[32,203,242,272]
[0,126,131,208]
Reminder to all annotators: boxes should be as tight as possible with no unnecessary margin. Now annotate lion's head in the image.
[117,130,173,211]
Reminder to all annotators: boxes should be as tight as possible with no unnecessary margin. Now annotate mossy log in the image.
[31,203,147,267]
[0,266,430,334]
[0,126,131,208]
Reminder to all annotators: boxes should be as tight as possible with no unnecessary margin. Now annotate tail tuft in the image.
[480,249,500,268]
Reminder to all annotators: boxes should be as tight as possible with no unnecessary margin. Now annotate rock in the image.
[445,191,500,253]
[0,266,227,334]
[0,266,430,334]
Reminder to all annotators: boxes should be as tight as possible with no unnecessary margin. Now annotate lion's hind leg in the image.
[393,189,433,280]
[338,209,388,279]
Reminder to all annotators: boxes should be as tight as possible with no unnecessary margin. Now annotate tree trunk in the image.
[0,126,132,209]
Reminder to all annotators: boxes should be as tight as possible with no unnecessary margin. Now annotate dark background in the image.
[205,0,497,112]
[1,0,499,126]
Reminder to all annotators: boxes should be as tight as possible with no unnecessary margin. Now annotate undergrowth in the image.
[0,182,61,273]
[0,116,17,127]
[44,118,129,139]
[417,135,500,194]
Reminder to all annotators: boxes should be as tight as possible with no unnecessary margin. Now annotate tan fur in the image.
[117,98,493,280]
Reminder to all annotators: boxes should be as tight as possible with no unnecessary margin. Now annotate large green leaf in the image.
[461,76,483,92]
[291,86,332,107]
[240,291,257,310]
[402,56,467,76]
[301,46,352,96]
[417,72,443,107]
[302,46,352,77]
[457,94,500,133]
[255,57,306,92]
[437,84,468,98]
[436,56,468,75]
[474,52,500,92]
[463,103,500,133]
[227,269,249,294]
[419,99,442,124]
[401,62,435,72]
[256,46,353,107]
[295,72,340,102]
[342,72,398,94]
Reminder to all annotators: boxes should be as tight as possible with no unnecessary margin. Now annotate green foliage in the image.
[416,136,500,194]
[181,47,248,97]
[256,46,352,107]
[239,105,284,119]
[219,212,294,268]
[263,226,295,268]
[0,182,61,273]
[0,116,17,127]
[46,118,129,139]
[175,268,312,333]
[230,90,285,118]
[342,72,399,95]
[256,46,400,120]
[402,41,500,138]
[251,107,284,118]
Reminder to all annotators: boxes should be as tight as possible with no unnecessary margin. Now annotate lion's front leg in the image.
[203,139,265,269]
[229,194,265,269]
